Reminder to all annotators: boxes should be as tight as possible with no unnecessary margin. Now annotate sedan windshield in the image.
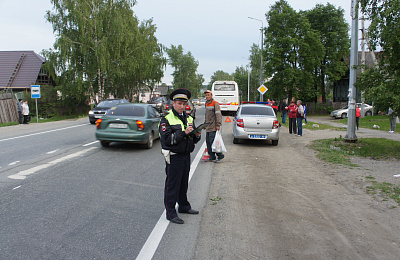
[241,106,274,116]
[107,106,145,117]
[98,100,125,107]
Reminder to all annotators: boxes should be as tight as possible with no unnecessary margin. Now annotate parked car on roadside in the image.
[233,104,280,146]
[95,103,161,149]
[330,103,374,119]
[89,98,129,124]
[163,99,196,118]
[147,96,167,113]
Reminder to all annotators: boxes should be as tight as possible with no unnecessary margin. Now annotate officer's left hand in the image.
[195,130,202,137]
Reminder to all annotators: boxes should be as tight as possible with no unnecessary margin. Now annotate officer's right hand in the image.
[185,125,194,135]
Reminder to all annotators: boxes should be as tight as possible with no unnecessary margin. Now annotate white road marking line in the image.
[8,161,20,166]
[83,140,99,147]
[135,142,206,260]
[0,124,88,142]
[13,185,21,190]
[8,147,97,180]
[47,149,59,154]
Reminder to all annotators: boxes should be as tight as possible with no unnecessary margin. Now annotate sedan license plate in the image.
[109,123,127,129]
[249,134,266,139]
[94,115,103,118]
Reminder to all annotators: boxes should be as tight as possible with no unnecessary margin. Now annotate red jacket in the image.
[356,107,361,117]
[287,104,298,118]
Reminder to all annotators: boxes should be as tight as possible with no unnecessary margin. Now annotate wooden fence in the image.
[0,93,18,124]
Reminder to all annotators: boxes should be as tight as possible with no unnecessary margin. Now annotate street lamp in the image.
[248,17,264,101]
[246,64,250,102]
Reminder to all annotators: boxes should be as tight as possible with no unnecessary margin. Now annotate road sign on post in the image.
[258,84,268,95]
[31,85,40,123]
[31,85,40,98]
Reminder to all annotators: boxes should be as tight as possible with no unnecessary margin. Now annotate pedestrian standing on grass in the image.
[204,90,224,162]
[22,100,29,124]
[388,107,397,133]
[304,103,308,124]
[296,100,304,136]
[356,104,361,130]
[287,101,297,134]
[280,99,288,124]
[17,99,23,124]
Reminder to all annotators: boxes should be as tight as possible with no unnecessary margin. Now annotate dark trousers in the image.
[356,117,360,129]
[164,153,191,220]
[206,131,224,160]
[289,117,297,134]
[18,112,23,124]
[23,115,29,124]
[282,112,287,124]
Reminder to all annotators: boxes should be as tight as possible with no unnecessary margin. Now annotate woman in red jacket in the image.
[356,105,361,130]
[286,101,298,134]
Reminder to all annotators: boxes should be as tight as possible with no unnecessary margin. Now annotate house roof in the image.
[0,51,45,89]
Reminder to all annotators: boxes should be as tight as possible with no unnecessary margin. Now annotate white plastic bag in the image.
[396,116,399,124]
[212,130,227,153]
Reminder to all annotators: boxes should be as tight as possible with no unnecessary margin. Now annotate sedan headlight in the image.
[89,110,94,115]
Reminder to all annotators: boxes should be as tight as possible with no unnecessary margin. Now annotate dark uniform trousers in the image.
[164,153,192,220]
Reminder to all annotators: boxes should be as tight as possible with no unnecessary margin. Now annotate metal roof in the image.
[0,51,45,89]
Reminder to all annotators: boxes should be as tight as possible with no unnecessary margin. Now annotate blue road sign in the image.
[31,85,40,98]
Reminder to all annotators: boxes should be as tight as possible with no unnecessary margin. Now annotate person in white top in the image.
[22,100,30,124]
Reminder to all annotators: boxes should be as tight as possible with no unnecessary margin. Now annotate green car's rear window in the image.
[107,106,145,117]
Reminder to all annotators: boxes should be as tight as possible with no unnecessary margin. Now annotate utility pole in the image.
[345,0,359,142]
[248,17,264,102]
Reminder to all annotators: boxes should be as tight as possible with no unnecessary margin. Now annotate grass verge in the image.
[309,137,400,206]
[337,115,398,133]
[365,176,400,206]
[0,114,87,127]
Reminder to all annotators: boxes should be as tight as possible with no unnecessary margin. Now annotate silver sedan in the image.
[233,104,280,146]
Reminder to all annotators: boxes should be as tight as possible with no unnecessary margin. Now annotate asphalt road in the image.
[0,108,213,259]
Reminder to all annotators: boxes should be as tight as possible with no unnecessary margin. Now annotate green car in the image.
[95,103,161,149]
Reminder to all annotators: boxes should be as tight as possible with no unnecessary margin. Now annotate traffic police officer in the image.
[159,88,202,224]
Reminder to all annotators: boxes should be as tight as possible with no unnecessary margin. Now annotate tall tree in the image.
[357,0,400,112]
[304,3,350,103]
[166,45,200,95]
[209,70,234,85]
[264,0,324,102]
[45,0,165,103]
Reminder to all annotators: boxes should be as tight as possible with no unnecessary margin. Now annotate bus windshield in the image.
[213,84,236,91]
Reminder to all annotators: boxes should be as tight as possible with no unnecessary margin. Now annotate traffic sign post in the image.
[31,85,40,123]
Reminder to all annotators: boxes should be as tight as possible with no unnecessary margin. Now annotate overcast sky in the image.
[0,0,354,85]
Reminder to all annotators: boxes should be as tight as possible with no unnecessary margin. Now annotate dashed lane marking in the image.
[8,147,97,180]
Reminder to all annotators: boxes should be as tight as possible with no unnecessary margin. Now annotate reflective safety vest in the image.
[165,110,194,130]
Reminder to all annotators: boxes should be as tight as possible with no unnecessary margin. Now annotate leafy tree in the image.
[264,0,324,102]
[304,3,350,103]
[45,0,165,104]
[166,45,201,96]
[209,70,234,85]
[357,0,400,112]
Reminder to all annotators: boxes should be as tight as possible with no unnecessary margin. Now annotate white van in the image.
[211,81,240,112]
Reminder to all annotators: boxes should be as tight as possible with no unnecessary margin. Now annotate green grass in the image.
[310,137,400,166]
[277,113,344,131]
[366,179,400,206]
[0,122,19,127]
[337,115,398,133]
[0,114,87,128]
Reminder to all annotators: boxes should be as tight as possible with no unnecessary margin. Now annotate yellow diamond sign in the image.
[258,84,268,95]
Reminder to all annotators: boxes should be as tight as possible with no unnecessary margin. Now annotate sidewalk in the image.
[307,116,400,142]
